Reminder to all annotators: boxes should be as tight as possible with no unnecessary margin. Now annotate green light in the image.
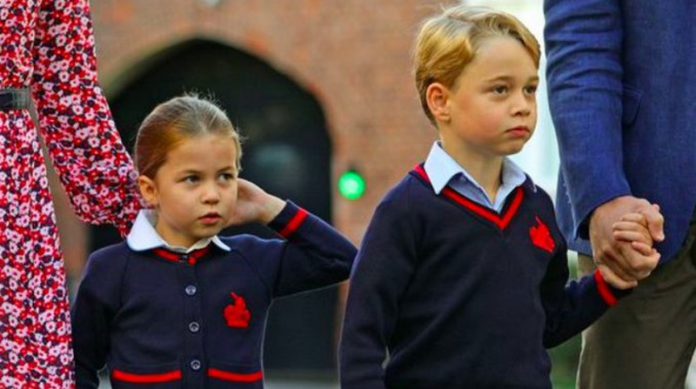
[338,171,366,200]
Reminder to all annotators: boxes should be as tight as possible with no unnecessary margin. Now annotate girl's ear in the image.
[138,176,159,207]
[426,82,451,124]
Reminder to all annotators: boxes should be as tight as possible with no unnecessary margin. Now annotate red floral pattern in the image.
[0,0,141,386]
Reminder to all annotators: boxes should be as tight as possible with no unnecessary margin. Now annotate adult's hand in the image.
[589,196,664,288]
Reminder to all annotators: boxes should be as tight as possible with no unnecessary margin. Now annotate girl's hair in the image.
[135,94,242,178]
[414,5,541,123]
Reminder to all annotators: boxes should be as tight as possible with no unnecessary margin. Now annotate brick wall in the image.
[95,0,446,242]
[55,0,454,277]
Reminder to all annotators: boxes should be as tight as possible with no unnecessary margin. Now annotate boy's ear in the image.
[138,176,159,207]
[426,82,451,123]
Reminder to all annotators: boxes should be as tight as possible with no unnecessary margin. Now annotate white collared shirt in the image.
[127,210,231,253]
[423,141,527,212]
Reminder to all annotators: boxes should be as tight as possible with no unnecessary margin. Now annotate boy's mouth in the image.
[506,126,531,137]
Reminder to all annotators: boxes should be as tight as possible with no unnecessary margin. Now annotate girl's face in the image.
[139,134,239,248]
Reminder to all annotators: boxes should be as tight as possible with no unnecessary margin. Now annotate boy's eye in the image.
[183,176,199,184]
[524,85,538,95]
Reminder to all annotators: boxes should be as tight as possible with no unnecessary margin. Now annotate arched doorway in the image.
[93,39,337,373]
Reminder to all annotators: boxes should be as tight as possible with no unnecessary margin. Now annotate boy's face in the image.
[441,36,538,158]
[138,134,238,248]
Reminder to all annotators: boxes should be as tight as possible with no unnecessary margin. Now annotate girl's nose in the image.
[201,184,221,204]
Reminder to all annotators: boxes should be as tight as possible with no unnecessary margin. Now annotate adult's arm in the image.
[544,0,628,238]
[31,0,142,236]
[545,0,662,282]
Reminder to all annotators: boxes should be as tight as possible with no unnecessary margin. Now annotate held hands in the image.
[227,178,286,227]
[590,196,664,289]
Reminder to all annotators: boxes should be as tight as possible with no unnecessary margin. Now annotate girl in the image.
[71,95,356,388]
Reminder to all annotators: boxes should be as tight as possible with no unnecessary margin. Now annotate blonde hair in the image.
[135,94,242,178]
[414,5,540,123]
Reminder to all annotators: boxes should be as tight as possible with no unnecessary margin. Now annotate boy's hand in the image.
[596,264,636,290]
[590,198,663,284]
[227,178,286,226]
[613,212,653,247]
[598,208,662,289]
[612,209,661,263]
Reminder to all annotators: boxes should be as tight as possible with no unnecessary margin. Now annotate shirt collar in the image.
[423,141,527,195]
[127,210,230,253]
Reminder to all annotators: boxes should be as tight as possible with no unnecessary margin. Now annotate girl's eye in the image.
[492,86,508,95]
[184,176,199,184]
[218,173,235,182]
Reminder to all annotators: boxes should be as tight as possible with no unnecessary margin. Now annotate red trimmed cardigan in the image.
[72,201,356,388]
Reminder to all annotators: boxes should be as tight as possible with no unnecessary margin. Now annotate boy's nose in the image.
[512,95,533,116]
[516,105,531,116]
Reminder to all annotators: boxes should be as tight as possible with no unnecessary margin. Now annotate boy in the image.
[339,6,659,388]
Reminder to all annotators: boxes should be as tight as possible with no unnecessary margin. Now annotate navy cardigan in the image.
[71,202,356,388]
[339,167,626,389]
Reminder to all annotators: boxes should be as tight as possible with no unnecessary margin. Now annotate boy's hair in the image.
[414,5,541,123]
[135,94,242,178]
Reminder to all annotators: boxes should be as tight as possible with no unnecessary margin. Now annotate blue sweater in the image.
[71,202,356,388]
[339,166,625,389]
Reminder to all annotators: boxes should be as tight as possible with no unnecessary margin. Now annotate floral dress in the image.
[0,0,141,386]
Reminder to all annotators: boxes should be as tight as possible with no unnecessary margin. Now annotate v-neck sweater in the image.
[339,166,626,389]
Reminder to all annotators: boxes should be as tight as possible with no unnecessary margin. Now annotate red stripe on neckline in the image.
[152,246,211,265]
[112,369,182,384]
[413,164,525,230]
[152,249,179,263]
[208,368,264,382]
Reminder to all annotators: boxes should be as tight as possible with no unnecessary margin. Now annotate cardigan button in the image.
[189,321,200,333]
[190,359,202,371]
[185,285,197,296]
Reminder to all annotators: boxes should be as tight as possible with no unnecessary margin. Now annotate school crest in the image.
[224,293,251,329]
[529,216,556,254]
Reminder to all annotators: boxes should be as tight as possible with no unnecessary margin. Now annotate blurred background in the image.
[43,0,695,388]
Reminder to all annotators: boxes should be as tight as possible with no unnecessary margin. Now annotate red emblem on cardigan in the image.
[530,216,556,253]
[224,293,251,329]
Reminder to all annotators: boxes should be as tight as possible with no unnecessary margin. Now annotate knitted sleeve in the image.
[266,201,357,297]
[339,188,418,389]
[71,245,127,387]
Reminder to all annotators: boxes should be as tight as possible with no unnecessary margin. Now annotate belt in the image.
[0,88,31,111]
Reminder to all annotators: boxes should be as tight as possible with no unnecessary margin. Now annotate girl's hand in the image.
[228,178,286,226]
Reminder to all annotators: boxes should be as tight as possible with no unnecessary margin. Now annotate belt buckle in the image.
[0,89,29,111]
